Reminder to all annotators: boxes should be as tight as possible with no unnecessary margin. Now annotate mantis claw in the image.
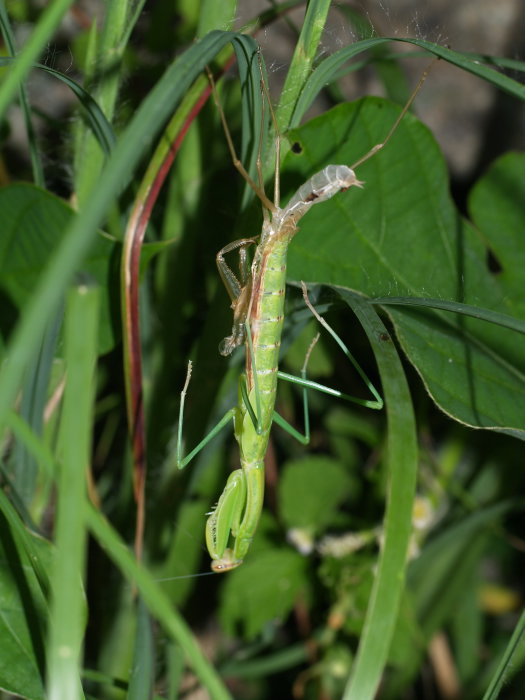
[210,550,243,573]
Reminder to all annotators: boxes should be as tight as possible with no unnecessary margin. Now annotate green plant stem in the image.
[46,285,99,700]
[75,1,131,204]
[86,504,232,700]
[276,0,332,134]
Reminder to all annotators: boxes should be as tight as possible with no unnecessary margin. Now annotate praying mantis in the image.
[177,56,430,572]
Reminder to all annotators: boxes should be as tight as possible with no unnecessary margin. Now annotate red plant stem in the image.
[122,7,297,564]
[123,81,215,562]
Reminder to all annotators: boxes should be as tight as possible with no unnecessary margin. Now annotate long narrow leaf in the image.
[0,5,44,184]
[120,37,259,561]
[374,297,525,335]
[482,608,525,700]
[276,0,331,131]
[290,38,525,127]
[0,30,255,431]
[86,504,231,700]
[335,290,418,700]
[0,0,76,120]
[46,285,99,700]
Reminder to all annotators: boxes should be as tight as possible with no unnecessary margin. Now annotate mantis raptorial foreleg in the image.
[176,53,431,572]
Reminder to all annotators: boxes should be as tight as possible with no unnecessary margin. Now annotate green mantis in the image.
[177,57,429,572]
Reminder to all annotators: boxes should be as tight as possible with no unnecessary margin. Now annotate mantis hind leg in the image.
[175,361,237,470]
[298,282,383,409]
[272,283,384,444]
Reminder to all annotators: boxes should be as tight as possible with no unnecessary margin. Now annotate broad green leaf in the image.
[0,517,51,700]
[468,152,525,319]
[278,455,354,535]
[0,184,117,354]
[285,98,525,438]
[219,549,309,640]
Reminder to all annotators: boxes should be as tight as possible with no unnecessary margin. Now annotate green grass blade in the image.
[482,608,525,700]
[335,290,418,700]
[0,484,50,598]
[276,0,332,132]
[0,485,49,698]
[288,37,404,127]
[397,502,516,693]
[128,599,154,700]
[334,8,413,108]
[373,297,525,335]
[74,1,131,203]
[0,0,75,120]
[85,504,232,700]
[290,38,525,127]
[0,30,254,433]
[46,284,99,700]
[404,39,525,97]
[120,0,148,49]
[0,4,44,185]
[8,308,60,502]
[39,61,116,154]
[5,412,56,485]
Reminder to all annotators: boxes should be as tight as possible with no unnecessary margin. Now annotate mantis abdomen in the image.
[206,234,290,571]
